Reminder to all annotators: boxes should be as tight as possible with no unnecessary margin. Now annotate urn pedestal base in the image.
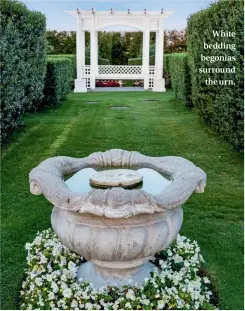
[77,261,156,288]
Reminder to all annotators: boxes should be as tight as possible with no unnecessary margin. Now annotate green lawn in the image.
[1,91,243,310]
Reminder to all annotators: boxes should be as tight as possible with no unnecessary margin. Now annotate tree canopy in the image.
[46,29,187,63]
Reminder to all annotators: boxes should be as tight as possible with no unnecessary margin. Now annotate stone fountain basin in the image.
[29,149,206,287]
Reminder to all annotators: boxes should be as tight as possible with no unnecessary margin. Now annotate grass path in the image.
[1,91,243,310]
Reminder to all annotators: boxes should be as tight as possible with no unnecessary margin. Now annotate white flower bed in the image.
[20,229,217,310]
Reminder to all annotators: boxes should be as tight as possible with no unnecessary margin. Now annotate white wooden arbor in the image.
[68,9,173,92]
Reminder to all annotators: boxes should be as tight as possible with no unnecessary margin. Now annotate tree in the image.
[128,32,142,58]
[46,30,76,54]
[111,33,123,64]
[165,29,187,53]
[98,32,112,62]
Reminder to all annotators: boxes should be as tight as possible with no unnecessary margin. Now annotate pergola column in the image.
[90,29,98,89]
[74,11,87,92]
[142,15,150,90]
[153,19,166,92]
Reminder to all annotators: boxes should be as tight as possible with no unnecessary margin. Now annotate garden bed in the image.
[20,229,217,310]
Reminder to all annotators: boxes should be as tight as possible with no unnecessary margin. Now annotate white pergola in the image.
[68,9,174,92]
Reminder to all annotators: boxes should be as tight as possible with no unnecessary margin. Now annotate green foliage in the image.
[85,57,110,65]
[128,55,155,65]
[165,29,187,53]
[47,54,76,78]
[0,0,46,142]
[41,58,73,108]
[168,54,192,107]
[98,32,112,62]
[187,0,244,150]
[46,30,76,54]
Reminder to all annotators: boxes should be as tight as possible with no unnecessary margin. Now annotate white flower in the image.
[20,230,216,310]
[112,303,119,310]
[126,289,135,301]
[40,254,47,264]
[167,249,173,256]
[63,287,72,298]
[25,243,32,250]
[203,277,210,284]
[157,300,165,309]
[51,281,59,293]
[48,292,55,300]
[68,261,76,271]
[85,302,93,309]
[61,282,68,290]
[60,257,67,267]
[142,299,150,305]
[29,283,35,291]
[34,236,42,246]
[35,277,43,286]
[52,247,60,257]
[71,300,78,308]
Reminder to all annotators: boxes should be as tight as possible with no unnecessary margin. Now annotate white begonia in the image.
[85,302,93,309]
[60,257,67,267]
[63,287,72,298]
[48,292,55,300]
[203,276,210,284]
[20,231,216,310]
[142,298,150,305]
[34,236,42,246]
[126,289,136,300]
[51,281,59,293]
[157,300,165,309]
[125,302,132,309]
[61,282,68,290]
[35,277,43,286]
[112,303,119,309]
[71,300,78,308]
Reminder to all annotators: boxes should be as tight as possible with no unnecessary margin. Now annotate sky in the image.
[22,0,214,31]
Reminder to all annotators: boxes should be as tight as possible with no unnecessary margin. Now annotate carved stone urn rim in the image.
[29,149,206,218]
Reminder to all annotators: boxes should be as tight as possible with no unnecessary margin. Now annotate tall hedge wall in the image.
[187,0,244,149]
[168,54,192,107]
[1,0,46,141]
[41,58,73,108]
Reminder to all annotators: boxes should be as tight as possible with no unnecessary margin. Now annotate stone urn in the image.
[29,149,206,288]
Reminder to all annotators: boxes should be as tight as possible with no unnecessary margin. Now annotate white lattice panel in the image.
[149,66,155,89]
[81,65,91,88]
[97,65,143,79]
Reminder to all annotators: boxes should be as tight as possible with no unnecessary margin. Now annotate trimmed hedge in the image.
[1,0,46,141]
[41,58,73,108]
[128,55,155,66]
[168,54,192,107]
[47,55,110,86]
[187,0,244,149]
[85,57,110,65]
